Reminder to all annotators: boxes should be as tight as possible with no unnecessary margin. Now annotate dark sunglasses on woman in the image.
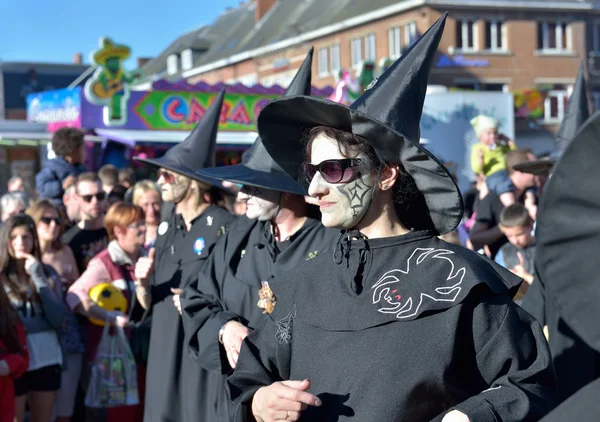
[302,158,364,185]
[40,216,62,225]
[80,192,106,203]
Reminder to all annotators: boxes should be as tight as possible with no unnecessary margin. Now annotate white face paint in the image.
[308,133,375,229]
[237,186,281,221]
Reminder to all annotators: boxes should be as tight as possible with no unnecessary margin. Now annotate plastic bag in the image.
[85,323,139,408]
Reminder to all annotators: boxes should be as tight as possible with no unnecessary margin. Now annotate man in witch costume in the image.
[179,48,338,419]
[519,64,598,405]
[527,106,600,421]
[134,89,235,422]
[227,14,556,422]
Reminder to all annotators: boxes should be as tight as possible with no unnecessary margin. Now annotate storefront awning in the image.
[95,129,257,146]
[0,131,102,146]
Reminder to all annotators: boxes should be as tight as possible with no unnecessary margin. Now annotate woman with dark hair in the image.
[227,15,555,422]
[0,214,67,422]
[27,200,83,422]
[0,283,29,422]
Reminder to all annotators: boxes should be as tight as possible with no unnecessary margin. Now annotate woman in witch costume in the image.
[180,49,338,419]
[227,14,556,422]
[134,89,235,422]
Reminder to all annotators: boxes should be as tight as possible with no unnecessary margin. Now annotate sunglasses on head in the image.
[158,170,176,183]
[302,158,364,184]
[40,216,62,226]
[80,192,106,203]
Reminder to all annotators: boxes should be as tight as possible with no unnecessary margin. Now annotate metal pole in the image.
[67,65,96,89]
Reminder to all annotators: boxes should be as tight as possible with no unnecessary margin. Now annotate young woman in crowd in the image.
[131,181,162,250]
[67,201,150,422]
[0,283,29,422]
[0,214,67,422]
[27,200,84,422]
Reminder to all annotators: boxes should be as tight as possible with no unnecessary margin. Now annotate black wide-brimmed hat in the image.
[136,88,226,186]
[535,110,600,353]
[513,63,590,177]
[257,13,462,235]
[195,49,315,196]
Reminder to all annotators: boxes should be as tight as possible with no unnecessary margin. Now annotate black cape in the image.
[227,231,556,421]
[181,216,339,417]
[144,205,234,422]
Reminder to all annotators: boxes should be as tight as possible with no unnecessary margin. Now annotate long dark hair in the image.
[0,285,23,353]
[0,214,44,303]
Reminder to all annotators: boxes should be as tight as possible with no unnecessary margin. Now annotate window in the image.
[538,22,569,51]
[365,34,377,62]
[181,49,193,71]
[167,54,178,75]
[593,23,600,53]
[318,47,329,76]
[237,73,258,86]
[456,20,477,51]
[593,91,600,111]
[485,21,505,51]
[543,84,569,121]
[351,38,363,68]
[405,21,418,49]
[389,27,401,58]
[330,44,341,73]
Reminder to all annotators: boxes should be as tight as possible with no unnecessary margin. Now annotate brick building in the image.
[139,0,600,135]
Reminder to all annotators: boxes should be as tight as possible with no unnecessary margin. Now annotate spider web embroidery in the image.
[275,307,296,345]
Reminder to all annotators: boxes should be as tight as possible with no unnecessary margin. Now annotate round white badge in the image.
[158,221,169,236]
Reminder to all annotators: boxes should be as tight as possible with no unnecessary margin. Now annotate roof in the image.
[142,0,595,81]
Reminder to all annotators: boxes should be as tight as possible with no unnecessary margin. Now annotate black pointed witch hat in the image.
[514,63,590,176]
[257,13,462,234]
[195,48,314,196]
[535,110,600,353]
[135,88,225,186]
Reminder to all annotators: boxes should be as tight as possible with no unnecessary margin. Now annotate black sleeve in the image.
[181,231,239,374]
[226,316,292,422]
[452,296,556,422]
[475,195,495,225]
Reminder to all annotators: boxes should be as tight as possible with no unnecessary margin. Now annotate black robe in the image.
[521,270,600,404]
[144,205,234,422]
[180,216,339,418]
[227,230,557,421]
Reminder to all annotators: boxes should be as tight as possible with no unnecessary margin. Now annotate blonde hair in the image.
[470,115,499,138]
[132,180,161,206]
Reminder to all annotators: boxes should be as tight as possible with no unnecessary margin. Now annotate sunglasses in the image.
[240,185,263,197]
[302,158,364,184]
[40,216,62,226]
[80,192,106,203]
[158,170,176,183]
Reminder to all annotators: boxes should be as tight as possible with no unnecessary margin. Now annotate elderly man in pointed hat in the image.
[227,13,556,422]
[134,89,235,422]
[180,48,339,420]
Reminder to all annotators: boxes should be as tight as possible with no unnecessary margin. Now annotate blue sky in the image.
[0,0,241,69]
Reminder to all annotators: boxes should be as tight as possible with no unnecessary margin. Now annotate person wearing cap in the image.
[520,63,596,406]
[134,89,235,422]
[227,14,556,422]
[180,49,339,421]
